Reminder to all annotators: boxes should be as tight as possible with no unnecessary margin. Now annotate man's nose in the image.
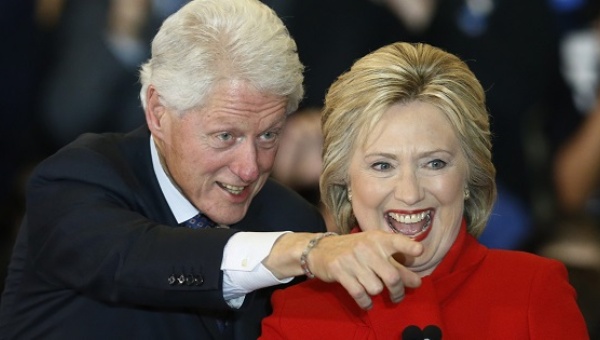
[231,141,260,182]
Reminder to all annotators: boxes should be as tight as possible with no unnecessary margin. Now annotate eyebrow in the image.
[364,149,454,159]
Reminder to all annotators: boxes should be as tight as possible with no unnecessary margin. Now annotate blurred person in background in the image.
[37,0,188,150]
[543,1,600,337]
[270,107,337,231]
[553,0,600,219]
[271,108,323,208]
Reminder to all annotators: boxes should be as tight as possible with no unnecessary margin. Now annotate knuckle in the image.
[382,270,402,285]
[366,282,384,296]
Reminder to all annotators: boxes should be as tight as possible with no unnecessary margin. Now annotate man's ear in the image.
[145,85,167,138]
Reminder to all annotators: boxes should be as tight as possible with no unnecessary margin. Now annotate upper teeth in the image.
[389,211,430,223]
[222,183,244,195]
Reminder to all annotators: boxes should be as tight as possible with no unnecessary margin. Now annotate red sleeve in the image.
[528,260,589,339]
[259,289,287,339]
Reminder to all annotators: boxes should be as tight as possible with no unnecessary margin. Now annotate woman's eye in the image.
[372,162,392,171]
[428,159,447,169]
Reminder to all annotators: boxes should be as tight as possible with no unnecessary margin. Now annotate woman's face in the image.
[348,101,468,276]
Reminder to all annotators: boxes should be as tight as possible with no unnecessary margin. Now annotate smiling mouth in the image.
[218,182,245,195]
[386,210,432,238]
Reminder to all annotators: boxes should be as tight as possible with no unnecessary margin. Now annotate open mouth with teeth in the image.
[386,210,433,242]
[218,182,245,195]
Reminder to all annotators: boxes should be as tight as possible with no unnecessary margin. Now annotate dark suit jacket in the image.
[0,126,326,339]
[261,222,589,339]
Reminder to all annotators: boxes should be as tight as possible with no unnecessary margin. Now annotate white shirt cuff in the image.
[221,231,293,306]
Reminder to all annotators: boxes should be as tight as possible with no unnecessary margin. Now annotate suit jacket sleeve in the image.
[25,131,237,311]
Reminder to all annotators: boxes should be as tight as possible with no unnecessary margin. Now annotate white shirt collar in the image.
[150,136,198,224]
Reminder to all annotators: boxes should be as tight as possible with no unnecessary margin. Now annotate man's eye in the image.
[261,131,279,141]
[258,131,281,149]
[217,133,233,141]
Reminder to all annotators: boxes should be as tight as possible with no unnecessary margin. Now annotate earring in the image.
[464,187,470,200]
[347,189,353,202]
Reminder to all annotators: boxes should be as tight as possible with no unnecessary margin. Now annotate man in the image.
[0,0,422,339]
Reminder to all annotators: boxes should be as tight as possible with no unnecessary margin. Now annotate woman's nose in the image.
[394,169,423,205]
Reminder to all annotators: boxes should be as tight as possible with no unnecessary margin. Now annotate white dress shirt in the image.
[150,137,292,308]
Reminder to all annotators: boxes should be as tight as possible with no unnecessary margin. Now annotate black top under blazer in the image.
[0,126,326,339]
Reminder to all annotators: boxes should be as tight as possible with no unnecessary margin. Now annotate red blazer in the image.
[260,222,589,339]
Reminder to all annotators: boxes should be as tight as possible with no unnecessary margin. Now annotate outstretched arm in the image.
[262,231,423,310]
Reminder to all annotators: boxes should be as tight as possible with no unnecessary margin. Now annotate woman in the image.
[260,42,588,339]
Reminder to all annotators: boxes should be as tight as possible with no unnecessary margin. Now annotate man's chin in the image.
[210,206,250,226]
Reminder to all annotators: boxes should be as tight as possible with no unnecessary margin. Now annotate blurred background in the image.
[1,0,599,336]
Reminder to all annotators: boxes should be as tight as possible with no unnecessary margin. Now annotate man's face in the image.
[153,80,288,225]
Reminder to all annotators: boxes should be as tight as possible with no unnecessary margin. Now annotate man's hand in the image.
[263,231,423,310]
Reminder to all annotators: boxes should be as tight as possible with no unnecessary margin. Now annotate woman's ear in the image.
[145,85,167,138]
